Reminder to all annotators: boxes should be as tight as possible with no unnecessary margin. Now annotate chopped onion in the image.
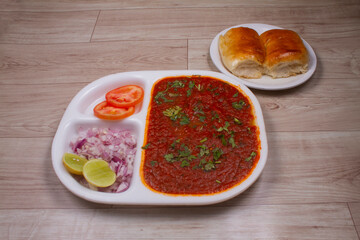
[70,127,137,193]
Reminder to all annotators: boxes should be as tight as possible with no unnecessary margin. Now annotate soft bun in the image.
[219,27,265,79]
[260,29,308,78]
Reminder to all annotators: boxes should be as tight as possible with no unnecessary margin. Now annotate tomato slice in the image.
[106,85,144,108]
[93,101,135,120]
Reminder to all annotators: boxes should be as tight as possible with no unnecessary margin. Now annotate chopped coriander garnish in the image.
[200,138,207,143]
[224,121,230,132]
[181,160,190,167]
[171,139,181,148]
[164,143,198,167]
[197,144,206,149]
[187,80,196,96]
[247,127,252,134]
[232,100,246,110]
[180,114,190,125]
[187,89,192,97]
[229,136,236,148]
[200,147,210,157]
[218,134,227,146]
[234,118,242,125]
[189,81,195,89]
[155,91,170,104]
[187,155,197,161]
[209,86,218,92]
[197,144,210,157]
[163,98,174,103]
[211,113,220,123]
[164,153,175,162]
[150,161,158,167]
[154,90,166,100]
[170,80,185,88]
[168,93,180,97]
[163,106,182,120]
[233,92,239,98]
[194,106,204,115]
[199,158,207,166]
[163,106,191,125]
[217,121,230,133]
[245,151,257,162]
[204,161,215,171]
[179,144,191,157]
[142,143,150,149]
[215,180,221,184]
[212,148,223,161]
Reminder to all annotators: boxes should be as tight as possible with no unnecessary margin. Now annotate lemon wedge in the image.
[83,159,116,188]
[62,153,88,175]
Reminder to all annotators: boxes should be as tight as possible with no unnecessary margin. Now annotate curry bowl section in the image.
[141,75,263,196]
[52,70,268,205]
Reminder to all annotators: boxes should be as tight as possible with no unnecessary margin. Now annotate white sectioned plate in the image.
[51,70,268,205]
[210,23,317,90]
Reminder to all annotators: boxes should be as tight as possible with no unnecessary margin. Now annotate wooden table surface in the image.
[1,0,360,239]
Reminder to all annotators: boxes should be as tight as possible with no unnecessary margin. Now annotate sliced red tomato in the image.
[93,101,135,120]
[106,85,144,108]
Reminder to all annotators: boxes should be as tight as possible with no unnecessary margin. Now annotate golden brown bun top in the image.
[260,29,308,67]
[219,27,265,64]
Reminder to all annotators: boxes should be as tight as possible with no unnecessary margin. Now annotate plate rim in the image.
[51,70,268,205]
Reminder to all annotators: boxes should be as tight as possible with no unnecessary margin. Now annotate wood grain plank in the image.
[0,11,99,44]
[349,203,360,226]
[0,132,359,209]
[258,96,360,132]
[232,131,360,206]
[0,204,358,239]
[92,6,360,42]
[1,0,358,12]
[1,39,360,136]
[0,40,187,85]
[188,37,360,98]
[1,85,359,138]
[0,137,107,209]
[349,202,360,239]
[0,83,82,137]
[0,0,359,238]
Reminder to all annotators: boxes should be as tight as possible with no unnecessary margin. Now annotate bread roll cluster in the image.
[219,27,309,79]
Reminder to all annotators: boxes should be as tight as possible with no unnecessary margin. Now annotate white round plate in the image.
[210,23,317,90]
[52,70,268,205]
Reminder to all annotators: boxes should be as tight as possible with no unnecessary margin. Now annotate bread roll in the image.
[219,27,265,79]
[260,29,308,78]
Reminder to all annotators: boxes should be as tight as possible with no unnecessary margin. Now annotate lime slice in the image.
[83,159,116,188]
[62,153,88,175]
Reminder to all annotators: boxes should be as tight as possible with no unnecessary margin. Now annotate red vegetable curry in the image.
[141,75,260,195]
